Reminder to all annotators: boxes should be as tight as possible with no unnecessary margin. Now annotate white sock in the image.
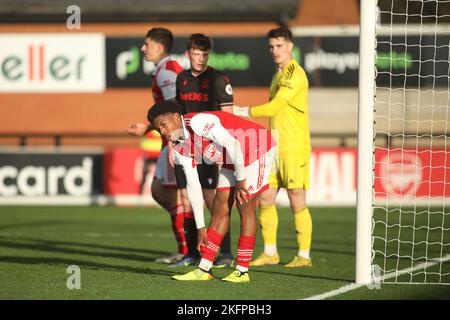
[264,245,277,256]
[298,250,310,259]
[199,259,213,271]
[236,265,248,273]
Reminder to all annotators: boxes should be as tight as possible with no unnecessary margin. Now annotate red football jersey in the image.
[149,56,183,150]
[151,56,183,103]
[173,111,276,170]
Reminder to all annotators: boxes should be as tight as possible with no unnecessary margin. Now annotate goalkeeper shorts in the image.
[269,155,310,190]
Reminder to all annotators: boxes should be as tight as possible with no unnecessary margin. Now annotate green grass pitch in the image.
[0,206,449,300]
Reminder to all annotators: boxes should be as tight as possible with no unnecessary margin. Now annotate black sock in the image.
[220,230,232,256]
[184,217,200,258]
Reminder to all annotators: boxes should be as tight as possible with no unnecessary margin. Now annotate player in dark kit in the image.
[169,33,235,268]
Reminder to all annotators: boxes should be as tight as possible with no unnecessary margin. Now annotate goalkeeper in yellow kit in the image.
[234,26,312,267]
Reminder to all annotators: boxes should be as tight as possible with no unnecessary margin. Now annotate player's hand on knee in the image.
[235,179,251,205]
[196,227,208,251]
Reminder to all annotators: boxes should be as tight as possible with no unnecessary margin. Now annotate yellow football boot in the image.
[285,256,312,267]
[222,270,250,283]
[249,252,280,266]
[171,268,214,281]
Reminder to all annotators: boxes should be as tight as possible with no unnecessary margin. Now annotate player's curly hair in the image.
[147,100,183,124]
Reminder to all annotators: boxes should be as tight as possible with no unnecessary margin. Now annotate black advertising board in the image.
[0,151,103,196]
[376,35,450,88]
[106,36,276,88]
[106,35,450,88]
[301,36,359,87]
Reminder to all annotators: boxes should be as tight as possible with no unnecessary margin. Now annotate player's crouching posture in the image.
[147,100,276,282]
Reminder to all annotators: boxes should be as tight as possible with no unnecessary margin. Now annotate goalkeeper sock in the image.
[184,211,199,258]
[168,204,187,255]
[236,235,255,272]
[259,204,278,255]
[199,228,224,271]
[294,208,312,258]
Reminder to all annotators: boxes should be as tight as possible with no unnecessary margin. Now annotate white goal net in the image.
[370,0,450,284]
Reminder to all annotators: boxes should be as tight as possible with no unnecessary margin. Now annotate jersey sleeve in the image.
[190,113,246,181]
[173,149,205,229]
[249,96,285,118]
[156,68,178,101]
[215,74,234,108]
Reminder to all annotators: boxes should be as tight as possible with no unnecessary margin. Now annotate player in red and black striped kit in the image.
[170,33,235,267]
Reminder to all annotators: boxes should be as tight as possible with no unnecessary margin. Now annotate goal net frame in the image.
[356,0,450,285]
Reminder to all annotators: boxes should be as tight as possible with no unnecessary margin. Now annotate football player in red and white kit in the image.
[147,100,276,282]
[128,28,187,265]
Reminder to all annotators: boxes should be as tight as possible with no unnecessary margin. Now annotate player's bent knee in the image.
[236,197,258,214]
[287,188,306,211]
[258,188,278,207]
[166,188,179,204]
[151,180,167,207]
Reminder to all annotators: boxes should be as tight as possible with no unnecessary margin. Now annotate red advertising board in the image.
[103,148,157,196]
[101,147,450,206]
[374,148,450,199]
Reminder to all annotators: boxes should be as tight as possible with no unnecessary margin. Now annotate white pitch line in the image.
[303,254,450,300]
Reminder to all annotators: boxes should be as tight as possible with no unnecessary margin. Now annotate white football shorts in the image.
[216,146,275,197]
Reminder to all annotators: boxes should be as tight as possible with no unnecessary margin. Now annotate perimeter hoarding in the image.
[1,148,448,206]
[106,35,450,88]
[0,150,103,199]
[0,33,105,92]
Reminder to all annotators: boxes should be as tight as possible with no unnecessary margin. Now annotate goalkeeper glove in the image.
[233,106,250,118]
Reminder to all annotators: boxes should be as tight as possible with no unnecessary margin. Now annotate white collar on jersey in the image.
[152,55,172,76]
[175,115,190,144]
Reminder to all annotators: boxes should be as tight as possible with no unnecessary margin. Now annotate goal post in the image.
[357,0,450,285]
[356,0,377,285]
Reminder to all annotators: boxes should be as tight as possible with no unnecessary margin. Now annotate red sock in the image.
[168,205,187,255]
[237,235,256,271]
[200,228,224,263]
[184,211,194,219]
